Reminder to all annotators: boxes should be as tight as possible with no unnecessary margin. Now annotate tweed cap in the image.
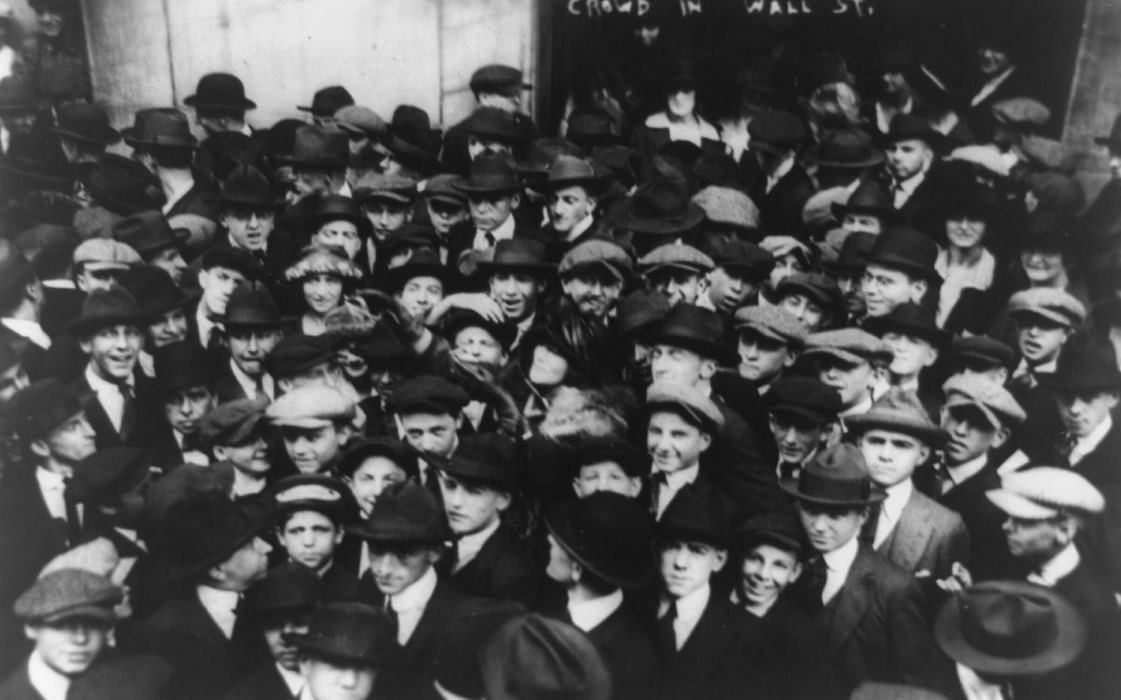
[353,172,417,204]
[766,376,842,424]
[1007,288,1085,328]
[646,382,724,432]
[333,105,387,140]
[264,334,335,379]
[775,272,842,311]
[14,569,123,624]
[638,243,713,275]
[733,305,806,347]
[421,173,468,205]
[274,473,351,519]
[702,238,773,279]
[266,385,355,428]
[942,375,1026,429]
[691,186,760,230]
[558,239,633,282]
[386,375,470,417]
[73,237,141,271]
[198,396,269,447]
[986,467,1104,519]
[846,388,948,445]
[949,335,1016,372]
[802,328,892,365]
[991,98,1051,128]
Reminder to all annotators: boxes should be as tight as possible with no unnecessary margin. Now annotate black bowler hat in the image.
[748,110,808,155]
[286,602,398,667]
[658,480,730,547]
[781,443,885,507]
[866,302,949,349]
[338,437,419,480]
[615,288,670,338]
[357,323,408,364]
[865,226,940,282]
[609,170,705,236]
[10,378,90,441]
[216,281,289,330]
[297,85,355,117]
[151,492,274,584]
[385,105,439,173]
[823,231,876,274]
[347,481,452,546]
[455,153,524,195]
[122,108,198,150]
[442,309,518,353]
[735,511,807,556]
[470,64,531,96]
[81,153,165,216]
[443,433,517,489]
[152,341,213,394]
[66,286,152,337]
[0,130,72,192]
[466,106,527,145]
[199,245,262,279]
[66,447,150,505]
[184,72,256,111]
[804,128,883,169]
[51,102,120,147]
[831,180,896,221]
[766,376,843,424]
[646,304,736,365]
[120,264,198,316]
[566,108,624,149]
[278,125,349,169]
[264,334,334,379]
[384,248,448,291]
[879,113,946,151]
[307,194,372,239]
[242,562,322,618]
[386,374,470,417]
[208,164,284,209]
[112,210,188,257]
[476,238,553,275]
[572,435,646,478]
[1038,333,1121,393]
[546,492,654,590]
[482,615,611,700]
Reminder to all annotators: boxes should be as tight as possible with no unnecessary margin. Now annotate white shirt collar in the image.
[1016,356,1057,377]
[840,395,874,419]
[568,589,623,633]
[196,585,240,638]
[658,582,710,650]
[893,170,926,198]
[956,662,1006,700]
[86,362,132,392]
[456,517,501,569]
[28,649,71,700]
[390,564,438,614]
[277,663,304,697]
[874,479,913,547]
[196,302,217,348]
[971,66,1016,107]
[564,214,596,243]
[822,534,861,576]
[1070,415,1112,466]
[161,178,195,216]
[655,463,700,520]
[643,112,720,145]
[1,317,51,349]
[229,358,275,401]
[1034,542,1081,587]
[946,454,989,485]
[337,181,353,198]
[766,154,796,193]
[475,212,516,244]
[36,466,66,491]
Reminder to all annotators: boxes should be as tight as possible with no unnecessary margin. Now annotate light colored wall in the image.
[81,0,535,135]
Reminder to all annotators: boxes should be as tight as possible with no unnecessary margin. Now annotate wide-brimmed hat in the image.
[347,480,452,546]
[846,387,947,445]
[657,480,730,547]
[9,378,91,441]
[51,102,120,147]
[781,443,886,507]
[81,153,164,215]
[277,125,349,169]
[440,433,517,490]
[879,113,946,151]
[112,210,189,257]
[183,72,256,111]
[831,180,896,221]
[120,264,199,316]
[66,286,152,336]
[646,304,736,365]
[454,153,524,195]
[65,447,150,506]
[466,106,528,145]
[935,580,1085,676]
[805,129,884,169]
[152,340,213,394]
[152,492,274,584]
[545,492,655,590]
[537,154,609,194]
[121,108,198,150]
[476,238,553,275]
[287,602,398,667]
[866,302,950,348]
[207,164,284,209]
[0,131,72,192]
[242,562,323,618]
[609,172,705,236]
[822,231,877,274]
[1038,333,1121,393]
[748,111,808,155]
[285,243,363,283]
[482,615,610,700]
[864,226,940,282]
[566,108,625,148]
[297,85,354,117]
[384,105,439,172]
[766,376,843,424]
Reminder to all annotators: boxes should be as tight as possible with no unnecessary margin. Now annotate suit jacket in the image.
[932,458,1020,582]
[741,594,837,700]
[587,603,660,700]
[448,522,537,606]
[876,487,969,581]
[0,651,172,700]
[71,370,162,451]
[891,163,956,244]
[123,590,269,700]
[165,182,219,224]
[220,662,295,700]
[702,397,789,527]
[792,544,947,697]
[750,164,816,236]
[444,219,548,292]
[650,592,752,700]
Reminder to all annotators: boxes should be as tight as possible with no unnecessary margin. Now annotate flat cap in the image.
[691,186,760,230]
[470,64,531,96]
[73,237,141,270]
[747,110,807,154]
[9,378,89,441]
[333,105,387,140]
[421,173,469,205]
[986,467,1104,519]
[942,375,1026,429]
[735,511,806,555]
[386,375,470,417]
[802,328,893,365]
[558,239,633,282]
[949,335,1016,371]
[198,396,269,447]
[266,385,355,428]
[264,334,335,379]
[701,237,774,279]
[646,382,725,432]
[775,272,841,311]
[733,305,806,347]
[14,568,123,624]
[991,98,1051,128]
[846,388,947,445]
[353,172,417,204]
[638,242,713,275]
[765,376,842,424]
[1007,288,1085,328]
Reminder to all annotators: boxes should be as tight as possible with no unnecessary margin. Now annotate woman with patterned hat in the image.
[285,244,364,336]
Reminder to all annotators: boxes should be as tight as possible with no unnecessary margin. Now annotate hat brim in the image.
[275,153,349,169]
[145,288,201,315]
[476,260,555,275]
[453,182,524,196]
[1036,371,1121,393]
[645,330,737,366]
[805,152,885,169]
[611,201,706,236]
[154,497,274,585]
[864,315,949,348]
[286,635,394,668]
[383,263,450,290]
[845,413,948,445]
[780,478,886,507]
[183,95,257,111]
[934,583,1086,675]
[830,202,898,220]
[206,192,286,209]
[51,126,121,147]
[121,129,199,150]
[544,514,653,590]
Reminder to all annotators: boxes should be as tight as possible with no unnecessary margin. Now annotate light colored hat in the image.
[73,237,141,271]
[14,568,123,624]
[638,242,713,275]
[285,244,363,282]
[266,385,356,428]
[646,381,724,432]
[942,375,1026,429]
[802,328,893,365]
[691,185,759,230]
[733,305,806,347]
[558,239,633,282]
[986,467,1105,519]
[847,388,947,445]
[1007,288,1085,328]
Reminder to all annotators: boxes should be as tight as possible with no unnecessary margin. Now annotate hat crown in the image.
[306,85,354,116]
[812,128,878,164]
[363,481,450,544]
[224,280,283,325]
[616,288,670,335]
[546,154,598,182]
[388,105,437,155]
[77,285,144,328]
[290,125,349,165]
[659,481,729,545]
[790,443,883,505]
[152,340,212,392]
[462,153,521,191]
[844,180,893,211]
[630,174,691,219]
[158,493,268,578]
[488,237,548,268]
[55,102,115,139]
[130,108,197,147]
[655,303,725,348]
[218,164,277,206]
[12,378,86,440]
[294,602,396,664]
[868,226,937,270]
[1047,333,1121,390]
[884,113,942,146]
[483,614,610,700]
[14,568,123,622]
[447,433,517,486]
[188,72,253,109]
[748,110,807,147]
[112,210,176,252]
[767,376,842,417]
[244,562,322,616]
[960,587,1059,660]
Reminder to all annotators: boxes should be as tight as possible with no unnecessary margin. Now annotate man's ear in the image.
[29,439,50,459]
[712,549,728,572]
[212,445,230,461]
[24,625,39,642]
[909,279,929,303]
[783,349,799,369]
[917,445,931,464]
[921,346,939,368]
[509,193,521,210]
[277,378,294,394]
[570,559,584,584]
[699,358,717,380]
[991,426,1011,450]
[336,424,353,447]
[698,432,713,453]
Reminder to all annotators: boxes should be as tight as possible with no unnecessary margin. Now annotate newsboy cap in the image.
[558,239,633,283]
[14,569,123,625]
[266,385,355,429]
[942,375,1026,429]
[1007,288,1085,328]
[802,328,893,365]
[986,467,1104,520]
[690,186,760,231]
[846,388,947,445]
[646,381,724,433]
[386,375,470,417]
[73,237,141,271]
[747,110,807,155]
[733,305,806,347]
[949,335,1016,372]
[274,473,352,520]
[347,480,452,546]
[639,242,713,276]
[198,396,269,448]
[470,64,532,96]
[991,98,1051,129]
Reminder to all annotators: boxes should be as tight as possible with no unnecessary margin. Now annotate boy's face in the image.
[26,619,110,676]
[708,267,756,313]
[573,461,641,499]
[1016,317,1070,365]
[214,436,270,476]
[439,473,509,536]
[660,538,726,599]
[263,611,311,672]
[280,424,350,474]
[779,292,827,332]
[739,543,802,609]
[769,412,826,465]
[397,276,444,319]
[737,331,792,385]
[859,428,929,487]
[80,324,143,382]
[279,510,343,571]
[198,265,247,315]
[649,269,705,307]
[797,502,866,554]
[426,199,469,235]
[816,355,873,409]
[650,344,713,386]
[1002,516,1067,565]
[1055,390,1119,439]
[489,272,540,322]
[161,386,214,435]
[769,252,806,289]
[562,270,623,320]
[861,265,923,318]
[647,411,711,475]
[941,406,1002,466]
[468,192,518,232]
[882,332,937,377]
[148,308,189,348]
[452,326,506,366]
[347,456,409,516]
[300,657,376,700]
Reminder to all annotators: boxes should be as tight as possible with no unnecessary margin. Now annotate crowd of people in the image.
[0,5,1119,700]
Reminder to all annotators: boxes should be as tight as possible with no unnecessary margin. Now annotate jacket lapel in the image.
[827,546,877,649]
[880,490,932,573]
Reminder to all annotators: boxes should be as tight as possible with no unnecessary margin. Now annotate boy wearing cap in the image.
[1007,288,1084,391]
[266,385,356,475]
[848,389,969,582]
[199,397,273,498]
[869,303,947,418]
[72,238,141,294]
[386,374,470,472]
[646,382,726,522]
[273,474,361,602]
[639,242,713,308]
[421,174,470,243]
[558,239,632,322]
[774,272,843,333]
[698,238,774,316]
[542,492,658,700]
[265,334,341,396]
[945,335,1014,387]
[801,328,893,421]
[733,306,805,395]
[765,376,842,482]
[570,435,645,499]
[784,444,942,695]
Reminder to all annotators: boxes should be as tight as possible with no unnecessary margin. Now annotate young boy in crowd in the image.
[273,473,362,601]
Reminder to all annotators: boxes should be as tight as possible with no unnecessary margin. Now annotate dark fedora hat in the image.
[1094,113,1121,153]
[831,180,896,221]
[476,238,554,275]
[823,231,876,274]
[112,210,188,257]
[297,85,355,117]
[747,110,808,155]
[0,130,72,192]
[935,580,1085,676]
[307,194,372,238]
[1038,333,1121,393]
[242,561,323,618]
[183,72,256,111]
[9,378,91,441]
[609,171,705,236]
[442,432,517,489]
[658,480,730,547]
[121,108,198,150]
[287,602,397,668]
[804,129,884,169]
[865,226,941,281]
[119,264,199,316]
[81,153,165,215]
[466,106,527,145]
[944,179,997,222]
[277,125,349,169]
[537,154,609,193]
[516,137,583,179]
[615,288,670,338]
[216,280,289,330]
[152,492,274,584]
[208,164,284,210]
[385,105,439,172]
[51,102,120,147]
[0,76,36,114]
[383,248,448,291]
[566,108,624,149]
[66,285,152,336]
[152,340,213,394]
[781,443,886,507]
[645,303,736,365]
[455,153,524,195]
[65,447,150,505]
[481,614,611,700]
[545,492,655,590]
[734,511,807,556]
[347,480,452,546]
[846,387,949,445]
[442,308,518,352]
[383,223,440,259]
[879,113,946,151]
[866,302,950,348]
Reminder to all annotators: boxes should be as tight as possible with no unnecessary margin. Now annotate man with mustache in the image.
[638,242,713,308]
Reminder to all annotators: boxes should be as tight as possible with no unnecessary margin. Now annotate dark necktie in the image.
[804,558,828,610]
[656,600,678,656]
[62,478,81,546]
[384,599,399,635]
[117,382,135,438]
[181,432,204,455]
[484,231,496,248]
[779,461,801,481]
[650,472,668,519]
[860,504,881,545]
